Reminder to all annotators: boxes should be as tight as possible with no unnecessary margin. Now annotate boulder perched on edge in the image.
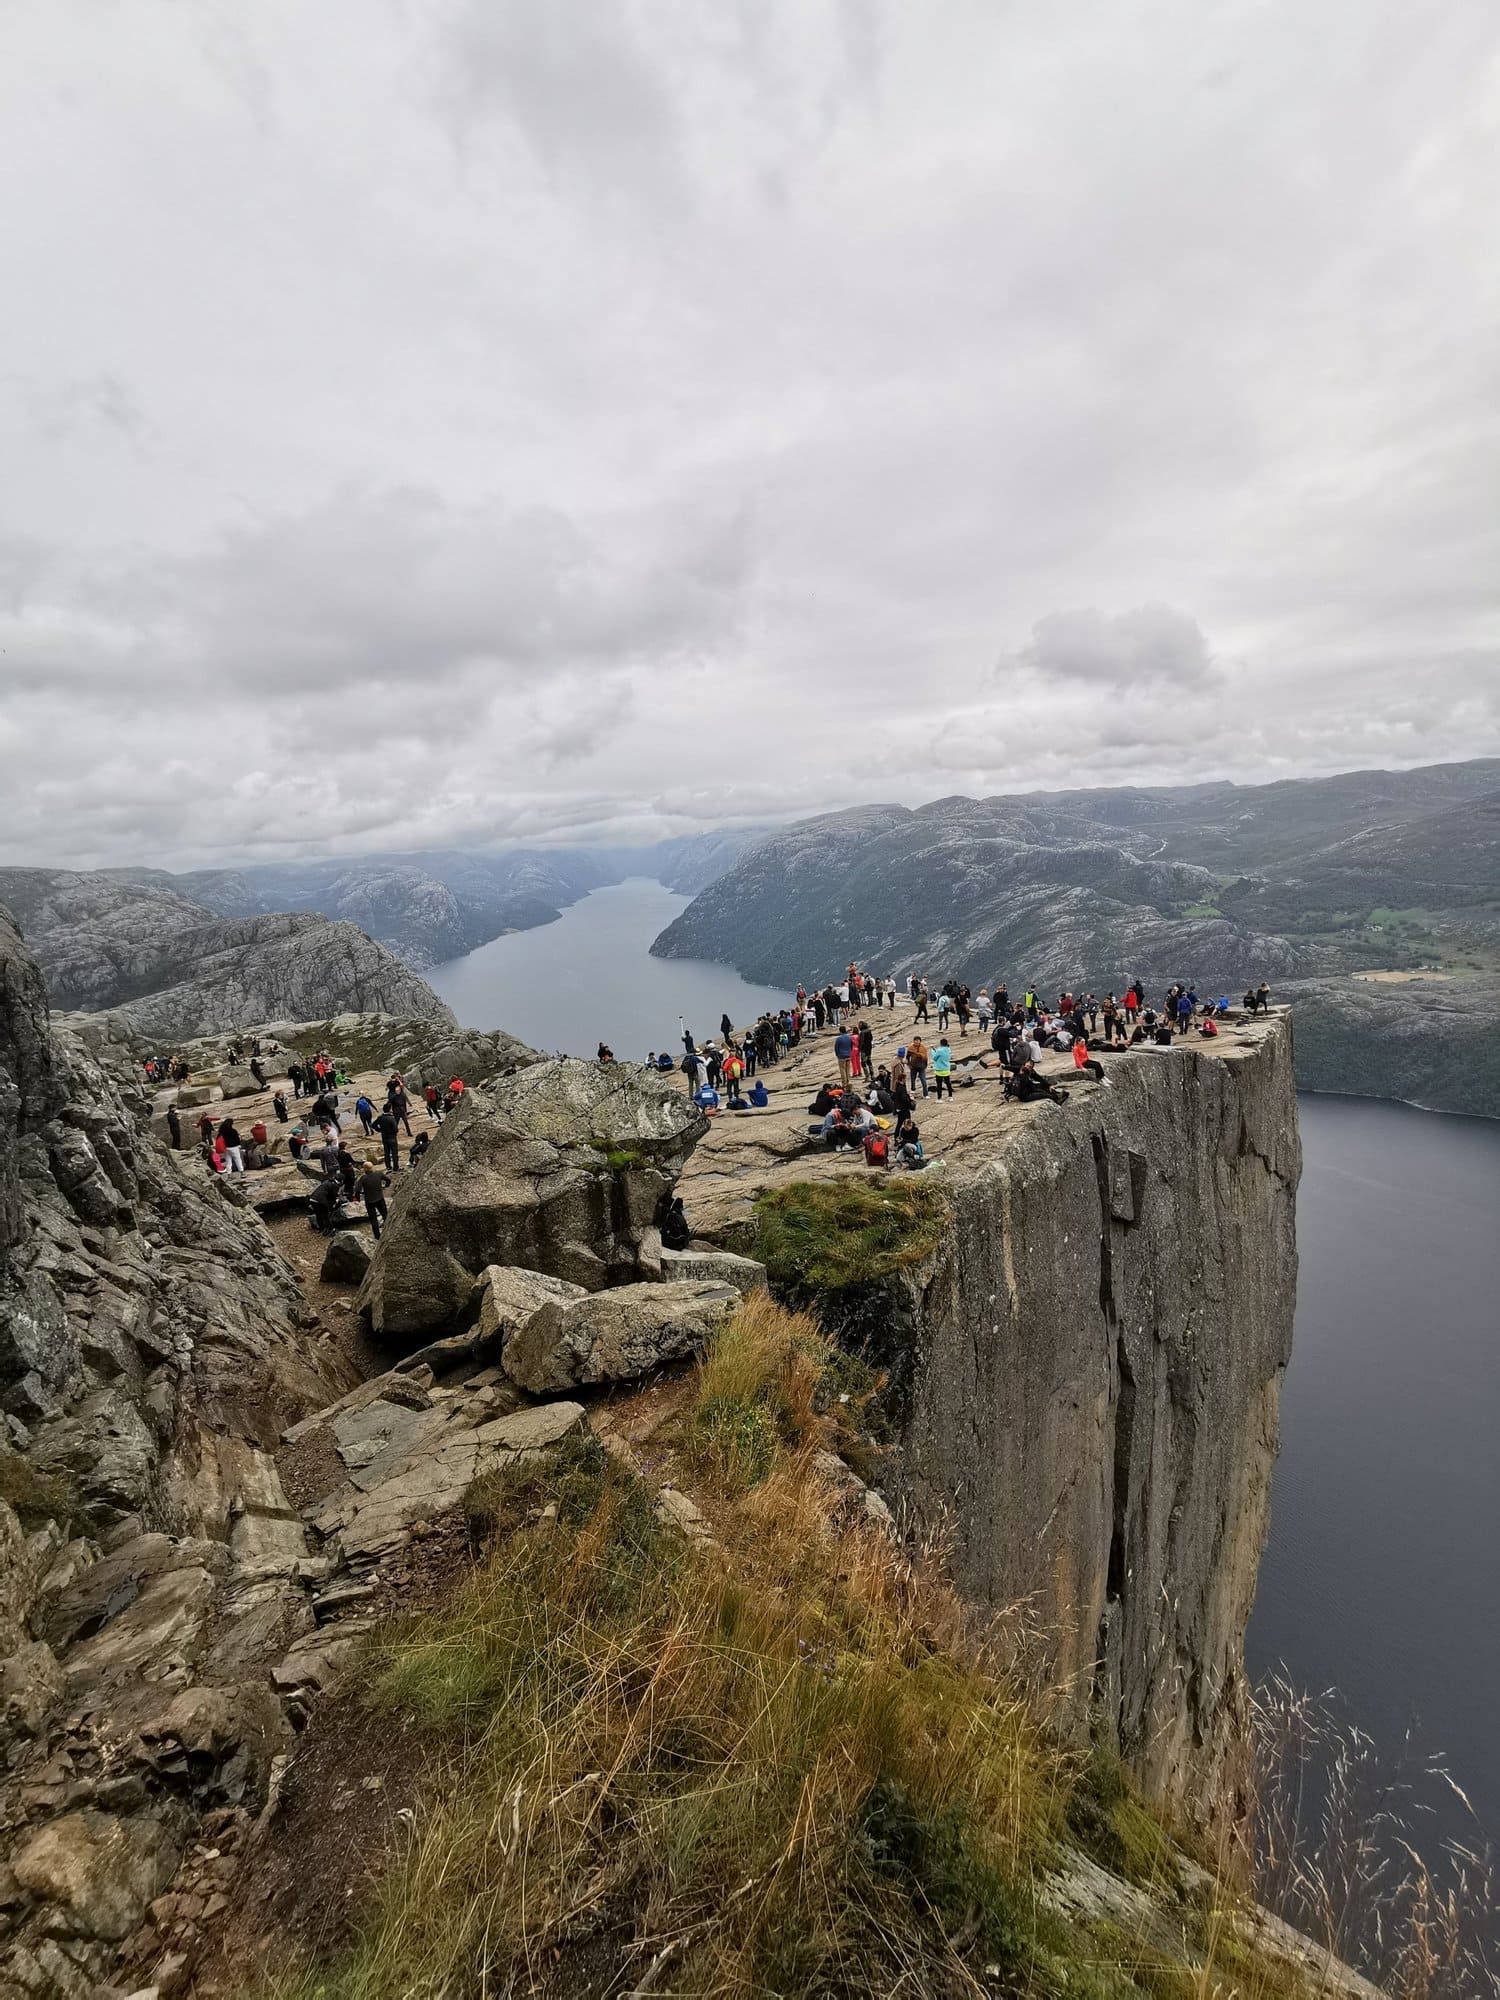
[358,1060,708,1341]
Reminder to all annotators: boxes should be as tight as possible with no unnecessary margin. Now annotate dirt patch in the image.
[1352,968,1451,984]
[265,1209,387,1380]
[187,1690,432,1996]
[276,1421,347,1514]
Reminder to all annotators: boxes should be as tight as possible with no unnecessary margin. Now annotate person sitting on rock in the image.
[661,1196,691,1251]
[408,1129,431,1167]
[748,1079,770,1109]
[309,1173,341,1235]
[1071,1037,1104,1082]
[597,1042,616,1063]
[1197,1014,1220,1037]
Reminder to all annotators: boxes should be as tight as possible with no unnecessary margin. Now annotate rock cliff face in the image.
[678,1010,1301,1817]
[855,1022,1299,1815]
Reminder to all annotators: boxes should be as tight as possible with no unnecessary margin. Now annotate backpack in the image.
[863,1132,889,1167]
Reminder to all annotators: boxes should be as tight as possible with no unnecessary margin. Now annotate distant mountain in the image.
[650,760,1500,1116]
[174,830,768,969]
[0,870,454,1040]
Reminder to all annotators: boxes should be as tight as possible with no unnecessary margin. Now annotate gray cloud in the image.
[0,0,1496,870]
[1016,606,1219,688]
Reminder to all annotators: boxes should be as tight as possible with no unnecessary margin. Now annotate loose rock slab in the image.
[504,1278,741,1394]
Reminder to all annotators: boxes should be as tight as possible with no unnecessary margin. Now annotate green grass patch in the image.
[753,1178,947,1291]
[1064,1746,1177,1890]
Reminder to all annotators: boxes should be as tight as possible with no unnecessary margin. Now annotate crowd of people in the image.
[147,964,1276,1222]
[655,968,1275,1173]
[150,1035,473,1242]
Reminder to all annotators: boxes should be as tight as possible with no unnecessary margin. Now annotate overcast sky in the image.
[2,1,1497,869]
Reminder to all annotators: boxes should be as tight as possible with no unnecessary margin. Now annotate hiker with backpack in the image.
[907,1035,929,1097]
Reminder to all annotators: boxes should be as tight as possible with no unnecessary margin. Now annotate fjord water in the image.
[1248,1093,1500,1837]
[427,876,789,1057]
[431,879,1500,1838]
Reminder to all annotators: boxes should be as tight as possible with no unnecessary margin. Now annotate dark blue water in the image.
[431,888,1500,1838]
[1248,1093,1500,1838]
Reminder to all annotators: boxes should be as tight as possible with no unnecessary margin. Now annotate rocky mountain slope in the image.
[0,872,455,1040]
[653,759,1500,1115]
[0,911,1408,1996]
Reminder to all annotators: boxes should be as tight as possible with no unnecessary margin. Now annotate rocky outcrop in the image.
[85,913,455,1042]
[0,871,455,1038]
[358,1059,708,1340]
[672,1003,1301,1819]
[0,904,354,1989]
[496,1272,741,1394]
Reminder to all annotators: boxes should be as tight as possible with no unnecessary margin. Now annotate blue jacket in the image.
[834,1031,854,1059]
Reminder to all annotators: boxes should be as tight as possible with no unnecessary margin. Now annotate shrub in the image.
[0,1451,76,1531]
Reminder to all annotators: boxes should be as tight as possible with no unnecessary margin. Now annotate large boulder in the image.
[358,1060,707,1341]
[503,1278,741,1394]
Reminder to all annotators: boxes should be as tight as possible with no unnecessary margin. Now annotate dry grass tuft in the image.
[257,1299,1403,2000]
[1250,1675,1498,2000]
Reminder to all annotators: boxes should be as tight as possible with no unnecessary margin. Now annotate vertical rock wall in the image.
[837,1021,1301,1816]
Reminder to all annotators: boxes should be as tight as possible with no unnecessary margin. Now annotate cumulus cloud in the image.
[1015,606,1219,688]
[0,0,1496,870]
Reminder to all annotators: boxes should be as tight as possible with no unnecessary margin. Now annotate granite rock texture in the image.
[358,1058,708,1340]
[816,1019,1301,1815]
[0,872,457,1034]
